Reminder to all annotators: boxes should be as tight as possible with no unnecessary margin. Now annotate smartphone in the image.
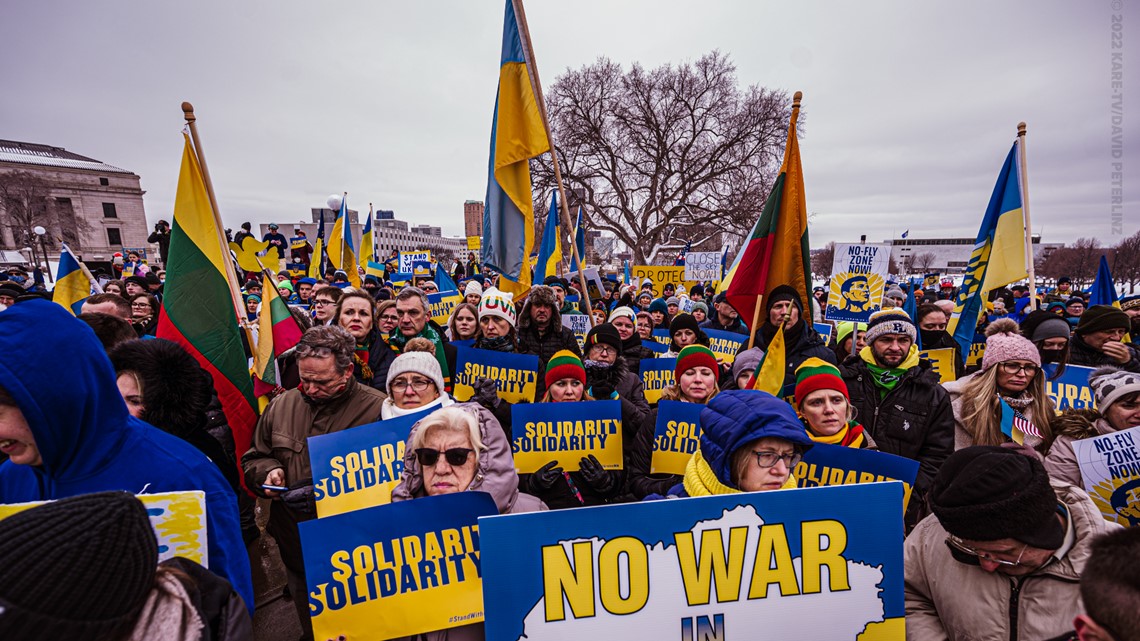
[261,484,289,492]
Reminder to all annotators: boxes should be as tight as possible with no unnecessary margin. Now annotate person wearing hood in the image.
[381,339,456,420]
[544,275,582,317]
[1020,309,1072,377]
[608,306,654,371]
[241,325,386,640]
[387,404,546,641]
[628,345,721,499]
[1068,305,1140,372]
[1045,367,1140,486]
[332,290,397,392]
[794,358,876,449]
[657,389,813,498]
[740,284,838,390]
[831,321,867,363]
[840,308,954,530]
[660,313,711,358]
[915,304,965,378]
[517,285,582,398]
[582,323,649,431]
[0,299,253,614]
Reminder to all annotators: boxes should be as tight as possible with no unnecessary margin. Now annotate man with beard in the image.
[840,308,954,530]
[740,284,837,391]
[242,326,385,641]
[915,304,965,378]
[582,324,649,429]
[517,285,582,397]
[1122,295,1140,340]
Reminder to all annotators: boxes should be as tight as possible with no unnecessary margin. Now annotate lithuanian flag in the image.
[157,134,257,452]
[721,91,811,332]
[253,272,304,398]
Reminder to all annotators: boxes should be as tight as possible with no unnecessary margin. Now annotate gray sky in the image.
[2,0,1134,248]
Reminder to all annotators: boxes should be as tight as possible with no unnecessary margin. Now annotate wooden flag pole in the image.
[1017,122,1038,311]
[182,102,248,326]
[511,0,595,326]
[747,294,764,350]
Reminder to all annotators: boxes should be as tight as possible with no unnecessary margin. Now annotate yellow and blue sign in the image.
[398,251,432,274]
[452,346,539,404]
[824,244,892,323]
[650,401,704,475]
[793,443,920,511]
[1044,363,1097,410]
[479,482,906,640]
[1073,425,1140,527]
[705,328,745,365]
[428,290,463,326]
[641,339,668,355]
[308,409,433,517]
[814,322,834,344]
[640,358,676,405]
[300,491,497,640]
[510,401,623,473]
[919,348,958,383]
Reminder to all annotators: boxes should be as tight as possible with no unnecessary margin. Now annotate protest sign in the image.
[568,268,606,302]
[308,409,433,517]
[301,492,497,640]
[630,265,715,298]
[510,401,623,473]
[705,328,745,365]
[452,338,475,348]
[641,358,676,405]
[428,290,462,325]
[651,328,671,345]
[467,236,481,251]
[398,250,432,273]
[683,252,722,282]
[389,272,414,287]
[480,482,906,640]
[920,348,958,383]
[453,346,539,404]
[561,313,591,350]
[1073,425,1140,527]
[0,491,208,566]
[1044,363,1097,410]
[641,339,668,355]
[814,322,833,344]
[825,244,891,322]
[794,443,920,511]
[650,400,704,475]
[966,335,986,368]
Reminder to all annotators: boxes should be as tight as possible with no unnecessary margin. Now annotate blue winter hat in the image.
[297,277,317,286]
[699,389,814,486]
[649,298,668,314]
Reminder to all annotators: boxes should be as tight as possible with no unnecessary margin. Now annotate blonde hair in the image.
[658,382,720,404]
[540,387,595,403]
[403,337,436,354]
[960,365,1054,448]
[408,406,486,467]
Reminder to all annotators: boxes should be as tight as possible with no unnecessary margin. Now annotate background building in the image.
[261,207,466,265]
[0,139,149,273]
[889,235,1063,274]
[463,200,483,238]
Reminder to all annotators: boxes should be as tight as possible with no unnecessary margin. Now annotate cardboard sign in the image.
[683,252,722,282]
[308,409,434,517]
[1073,425,1140,527]
[650,401,705,475]
[814,322,833,344]
[825,244,891,322]
[428,290,462,325]
[641,358,677,405]
[452,346,539,404]
[0,491,208,567]
[641,339,668,355]
[562,313,591,351]
[966,337,986,368]
[467,236,481,250]
[301,492,497,640]
[510,401,624,473]
[705,328,745,365]
[920,348,958,383]
[630,265,714,298]
[568,268,606,303]
[398,250,432,274]
[793,443,920,510]
[479,483,906,640]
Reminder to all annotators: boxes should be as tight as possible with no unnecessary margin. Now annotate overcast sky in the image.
[2,0,1134,248]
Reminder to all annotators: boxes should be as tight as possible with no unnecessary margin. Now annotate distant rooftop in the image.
[0,139,134,175]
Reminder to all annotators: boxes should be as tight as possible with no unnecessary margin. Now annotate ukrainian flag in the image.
[1090,256,1119,307]
[51,244,91,315]
[573,205,586,260]
[360,205,375,267]
[947,142,1028,355]
[481,0,550,297]
[308,209,326,279]
[534,191,562,283]
[327,194,361,287]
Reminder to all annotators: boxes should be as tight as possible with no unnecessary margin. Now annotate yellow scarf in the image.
[682,448,797,497]
[808,422,866,448]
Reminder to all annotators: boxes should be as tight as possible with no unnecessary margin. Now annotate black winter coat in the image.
[741,323,838,391]
[518,323,583,397]
[354,330,398,393]
[626,406,682,500]
[585,359,650,431]
[619,335,656,374]
[919,330,966,378]
[1068,336,1140,372]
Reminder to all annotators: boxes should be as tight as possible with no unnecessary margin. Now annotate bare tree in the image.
[0,170,87,252]
[534,51,794,265]
[1112,230,1140,294]
[1038,238,1106,288]
[911,252,937,272]
[810,242,836,279]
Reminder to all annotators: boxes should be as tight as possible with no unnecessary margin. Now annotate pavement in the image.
[249,499,303,641]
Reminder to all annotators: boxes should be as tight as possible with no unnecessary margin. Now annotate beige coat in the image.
[904,480,1120,641]
[943,373,1046,452]
[1043,409,1116,487]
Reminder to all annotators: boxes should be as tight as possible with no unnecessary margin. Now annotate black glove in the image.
[577,455,615,493]
[532,460,563,491]
[472,377,500,408]
[591,382,615,399]
[281,483,316,517]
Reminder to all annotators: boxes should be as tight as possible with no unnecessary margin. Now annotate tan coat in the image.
[943,373,1046,452]
[904,480,1120,641]
[1043,409,1115,487]
[241,377,386,488]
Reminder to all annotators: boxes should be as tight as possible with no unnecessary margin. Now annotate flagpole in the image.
[181,102,248,325]
[510,0,595,325]
[1016,122,1037,311]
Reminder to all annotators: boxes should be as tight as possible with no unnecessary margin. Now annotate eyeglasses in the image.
[391,378,433,393]
[752,450,802,469]
[131,302,153,309]
[380,314,399,322]
[312,299,334,307]
[945,535,1029,567]
[590,344,616,356]
[414,447,475,467]
[998,362,1039,376]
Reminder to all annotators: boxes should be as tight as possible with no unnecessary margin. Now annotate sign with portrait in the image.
[825,244,891,323]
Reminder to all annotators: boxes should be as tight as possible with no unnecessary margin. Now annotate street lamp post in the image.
[34,226,52,283]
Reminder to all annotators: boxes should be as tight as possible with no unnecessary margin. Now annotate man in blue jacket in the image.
[0,299,254,612]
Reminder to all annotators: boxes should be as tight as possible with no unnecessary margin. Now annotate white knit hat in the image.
[1089,366,1140,412]
[386,351,445,396]
[464,280,483,297]
[608,306,636,323]
[478,287,516,328]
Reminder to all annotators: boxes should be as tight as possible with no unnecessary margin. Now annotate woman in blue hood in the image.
[0,299,254,612]
[664,389,814,497]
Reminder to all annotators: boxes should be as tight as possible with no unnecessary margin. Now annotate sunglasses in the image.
[415,447,475,467]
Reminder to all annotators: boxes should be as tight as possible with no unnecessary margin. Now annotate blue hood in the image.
[699,389,814,486]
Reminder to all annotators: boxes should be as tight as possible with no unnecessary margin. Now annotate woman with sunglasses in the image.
[656,389,813,498]
[943,319,1054,451]
[332,291,396,392]
[381,339,455,420]
[129,292,159,337]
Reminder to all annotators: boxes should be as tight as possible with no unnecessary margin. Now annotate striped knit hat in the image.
[794,357,849,407]
[545,350,586,389]
[675,345,718,380]
[864,308,916,345]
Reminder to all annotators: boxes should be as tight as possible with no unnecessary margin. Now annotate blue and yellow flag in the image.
[326,194,360,287]
[480,0,550,297]
[750,323,786,396]
[534,191,562,283]
[308,209,326,279]
[360,204,374,268]
[51,244,92,315]
[573,205,586,260]
[947,142,1028,356]
[1090,255,1119,307]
